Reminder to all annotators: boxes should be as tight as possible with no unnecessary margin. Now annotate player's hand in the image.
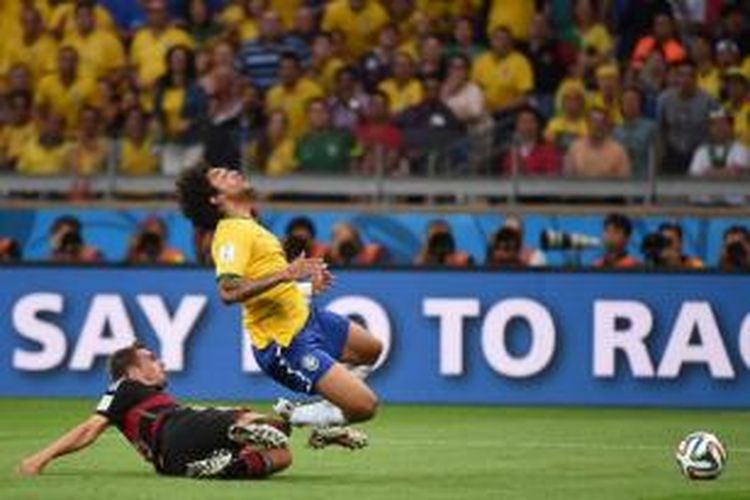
[17,456,45,476]
[284,253,327,281]
[312,267,334,294]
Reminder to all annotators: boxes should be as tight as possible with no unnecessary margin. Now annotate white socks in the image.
[288,400,346,427]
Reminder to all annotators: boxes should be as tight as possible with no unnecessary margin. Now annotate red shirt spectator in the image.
[501,106,561,175]
[354,90,403,175]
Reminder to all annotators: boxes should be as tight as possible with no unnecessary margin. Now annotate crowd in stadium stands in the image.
[1,213,749,271]
[1,0,750,186]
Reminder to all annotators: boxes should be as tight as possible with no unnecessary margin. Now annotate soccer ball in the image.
[675,431,727,480]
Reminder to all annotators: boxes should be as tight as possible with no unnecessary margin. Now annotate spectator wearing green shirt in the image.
[296,98,361,173]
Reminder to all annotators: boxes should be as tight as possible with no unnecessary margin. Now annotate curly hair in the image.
[175,164,221,229]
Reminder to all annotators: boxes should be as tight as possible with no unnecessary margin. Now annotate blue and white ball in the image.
[675,431,727,480]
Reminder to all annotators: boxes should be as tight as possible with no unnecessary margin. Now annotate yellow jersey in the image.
[471,50,533,111]
[697,66,721,99]
[544,116,588,150]
[16,139,70,175]
[265,78,324,138]
[0,122,36,163]
[321,0,388,57]
[378,78,424,114]
[63,29,126,79]
[487,0,535,40]
[211,217,309,349]
[130,27,195,87]
[120,137,158,175]
[35,73,98,129]
[0,33,58,80]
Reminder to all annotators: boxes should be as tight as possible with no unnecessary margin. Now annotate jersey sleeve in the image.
[212,221,254,278]
[94,380,133,425]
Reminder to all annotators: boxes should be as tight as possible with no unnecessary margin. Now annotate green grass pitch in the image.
[2,399,749,499]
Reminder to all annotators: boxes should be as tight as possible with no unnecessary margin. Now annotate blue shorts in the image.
[252,307,350,395]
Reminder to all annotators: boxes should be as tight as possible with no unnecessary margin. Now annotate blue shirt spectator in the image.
[236,11,310,90]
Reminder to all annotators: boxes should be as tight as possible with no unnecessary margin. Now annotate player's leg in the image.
[161,408,290,480]
[185,445,292,479]
[339,320,383,367]
[314,362,378,423]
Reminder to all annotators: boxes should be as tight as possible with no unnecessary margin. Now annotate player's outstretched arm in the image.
[17,414,109,476]
[218,255,327,304]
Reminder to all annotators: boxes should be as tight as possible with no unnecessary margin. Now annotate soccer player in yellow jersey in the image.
[176,165,382,446]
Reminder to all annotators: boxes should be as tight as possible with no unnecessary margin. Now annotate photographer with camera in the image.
[282,216,327,261]
[325,222,385,266]
[486,227,525,268]
[593,213,640,269]
[414,220,473,267]
[49,215,103,264]
[640,222,704,270]
[718,225,750,271]
[0,237,22,263]
[125,216,185,265]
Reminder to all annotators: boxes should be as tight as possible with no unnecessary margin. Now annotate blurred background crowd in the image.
[1,211,748,271]
[1,0,750,183]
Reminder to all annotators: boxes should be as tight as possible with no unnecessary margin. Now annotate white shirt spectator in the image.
[689,141,750,204]
[443,82,486,123]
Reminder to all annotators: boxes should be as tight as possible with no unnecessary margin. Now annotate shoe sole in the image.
[308,426,369,450]
[228,423,288,449]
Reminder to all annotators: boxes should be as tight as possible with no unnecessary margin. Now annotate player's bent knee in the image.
[365,337,383,365]
[344,392,379,422]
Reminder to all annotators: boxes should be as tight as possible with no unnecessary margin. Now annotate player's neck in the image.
[224,199,254,220]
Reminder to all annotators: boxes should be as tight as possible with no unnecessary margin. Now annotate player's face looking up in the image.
[206,168,253,214]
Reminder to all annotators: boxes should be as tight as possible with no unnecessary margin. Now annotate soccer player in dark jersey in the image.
[18,343,292,479]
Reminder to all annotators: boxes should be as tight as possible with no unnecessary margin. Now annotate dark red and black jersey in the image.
[95,379,179,464]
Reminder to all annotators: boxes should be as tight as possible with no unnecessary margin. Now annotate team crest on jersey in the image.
[301,354,320,372]
[218,243,236,262]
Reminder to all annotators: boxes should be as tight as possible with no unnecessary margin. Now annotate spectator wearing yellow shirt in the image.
[487,0,535,41]
[1,6,57,81]
[692,33,721,99]
[16,113,70,175]
[130,0,195,89]
[378,52,424,115]
[322,0,389,58]
[588,64,623,125]
[265,52,324,138]
[724,69,750,147]
[0,91,35,171]
[471,27,534,117]
[228,0,265,43]
[545,81,588,152]
[308,32,345,94]
[67,105,110,176]
[35,46,98,130]
[571,0,613,63]
[119,108,158,176]
[219,0,297,32]
[49,0,115,39]
[249,109,297,176]
[63,1,125,80]
[414,0,479,36]
[153,45,206,175]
